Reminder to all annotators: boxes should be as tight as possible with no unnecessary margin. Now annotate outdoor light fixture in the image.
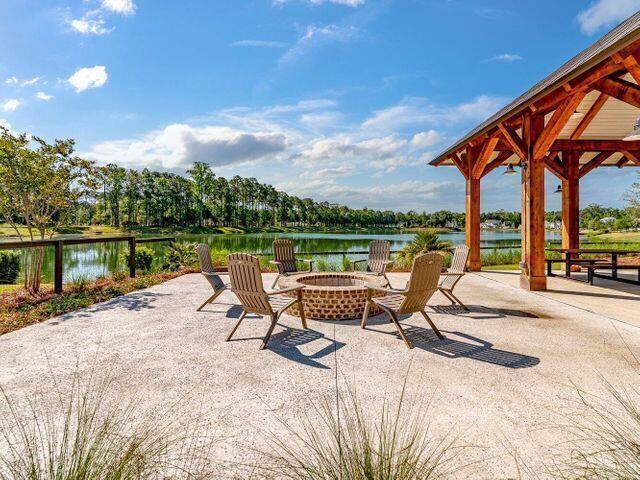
[554,184,562,194]
[623,117,640,141]
[503,164,517,175]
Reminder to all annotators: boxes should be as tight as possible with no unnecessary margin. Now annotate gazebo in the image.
[430,12,640,291]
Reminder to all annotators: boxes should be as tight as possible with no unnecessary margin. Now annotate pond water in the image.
[5,230,568,287]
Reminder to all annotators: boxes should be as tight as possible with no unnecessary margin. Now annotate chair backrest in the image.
[272,239,298,273]
[227,253,273,315]
[367,240,391,273]
[399,253,443,314]
[196,244,225,291]
[440,244,469,290]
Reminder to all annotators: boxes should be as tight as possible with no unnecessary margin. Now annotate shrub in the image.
[163,241,198,272]
[121,246,154,272]
[111,269,127,281]
[398,230,452,266]
[0,250,20,284]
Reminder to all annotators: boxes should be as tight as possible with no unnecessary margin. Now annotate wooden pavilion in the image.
[430,12,640,291]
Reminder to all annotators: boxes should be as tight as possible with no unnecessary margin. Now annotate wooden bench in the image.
[546,258,606,277]
[585,264,640,285]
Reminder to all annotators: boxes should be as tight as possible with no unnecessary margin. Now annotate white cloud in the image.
[231,40,287,48]
[83,124,287,171]
[301,165,355,179]
[69,14,112,35]
[2,99,20,112]
[67,66,108,93]
[0,119,12,132]
[362,95,507,131]
[577,0,640,35]
[4,77,18,85]
[279,24,358,65]
[300,111,344,128]
[101,0,136,15]
[21,77,41,86]
[36,92,53,101]
[411,130,442,149]
[483,53,523,63]
[274,0,364,6]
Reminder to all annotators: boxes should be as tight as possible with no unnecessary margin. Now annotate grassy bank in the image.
[589,230,640,243]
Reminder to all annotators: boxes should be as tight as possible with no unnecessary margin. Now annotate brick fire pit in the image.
[277,272,388,320]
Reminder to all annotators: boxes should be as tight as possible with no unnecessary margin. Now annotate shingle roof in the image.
[430,11,640,166]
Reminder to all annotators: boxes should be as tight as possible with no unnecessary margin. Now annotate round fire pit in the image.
[278,272,387,320]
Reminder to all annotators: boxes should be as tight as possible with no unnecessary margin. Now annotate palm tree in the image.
[398,229,452,265]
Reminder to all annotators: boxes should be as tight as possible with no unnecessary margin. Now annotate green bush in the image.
[121,246,154,272]
[0,250,20,284]
[163,242,197,272]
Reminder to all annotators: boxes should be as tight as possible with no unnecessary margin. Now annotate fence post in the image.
[128,237,136,278]
[54,241,63,294]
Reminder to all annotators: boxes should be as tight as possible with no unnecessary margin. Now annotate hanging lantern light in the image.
[503,164,517,175]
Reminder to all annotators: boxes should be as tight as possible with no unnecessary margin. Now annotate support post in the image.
[561,152,580,252]
[466,175,481,272]
[128,237,136,278]
[54,241,63,294]
[520,114,547,291]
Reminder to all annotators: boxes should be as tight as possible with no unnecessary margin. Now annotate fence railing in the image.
[0,236,174,294]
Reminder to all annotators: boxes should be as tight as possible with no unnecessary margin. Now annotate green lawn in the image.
[590,231,640,243]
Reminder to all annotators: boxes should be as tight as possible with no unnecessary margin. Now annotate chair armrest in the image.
[440,272,464,276]
[366,285,405,295]
[352,259,367,265]
[269,260,283,266]
[267,285,304,296]
[298,258,314,264]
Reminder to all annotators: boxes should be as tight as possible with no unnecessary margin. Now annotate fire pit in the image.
[277,272,388,320]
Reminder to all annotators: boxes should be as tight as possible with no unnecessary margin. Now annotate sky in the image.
[1,0,640,213]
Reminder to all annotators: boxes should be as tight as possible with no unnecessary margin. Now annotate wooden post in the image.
[465,147,481,271]
[54,241,63,294]
[520,114,547,291]
[561,151,580,252]
[128,237,136,278]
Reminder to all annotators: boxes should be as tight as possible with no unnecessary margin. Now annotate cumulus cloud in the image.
[279,24,358,65]
[69,14,112,35]
[231,40,287,48]
[2,99,20,112]
[362,95,506,131]
[83,124,287,171]
[410,130,442,149]
[102,0,136,15]
[483,53,523,62]
[36,92,54,101]
[292,135,406,167]
[68,66,108,93]
[577,0,640,35]
[4,77,18,85]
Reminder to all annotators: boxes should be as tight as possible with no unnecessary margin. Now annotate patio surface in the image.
[1,271,640,478]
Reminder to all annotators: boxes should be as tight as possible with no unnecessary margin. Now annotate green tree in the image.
[187,162,214,227]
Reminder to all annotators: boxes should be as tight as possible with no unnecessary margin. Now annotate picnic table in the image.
[546,248,640,285]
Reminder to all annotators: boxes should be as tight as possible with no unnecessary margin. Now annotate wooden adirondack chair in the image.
[351,239,393,284]
[439,244,469,310]
[270,239,314,289]
[361,252,444,349]
[227,253,307,350]
[196,243,230,311]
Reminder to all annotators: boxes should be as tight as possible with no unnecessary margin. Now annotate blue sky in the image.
[1,0,640,212]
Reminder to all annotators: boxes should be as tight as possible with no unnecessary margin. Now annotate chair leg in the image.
[447,290,469,311]
[226,310,247,341]
[439,288,456,305]
[261,314,279,350]
[196,289,223,311]
[361,300,371,328]
[381,273,391,288]
[271,274,281,290]
[388,311,413,349]
[298,292,308,330]
[420,310,444,340]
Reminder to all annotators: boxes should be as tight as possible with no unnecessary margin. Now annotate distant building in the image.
[600,217,616,224]
[481,219,503,229]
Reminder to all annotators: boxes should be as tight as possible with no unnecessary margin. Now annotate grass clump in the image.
[261,379,464,479]
[0,370,213,479]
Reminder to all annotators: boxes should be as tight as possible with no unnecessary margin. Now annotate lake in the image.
[4,230,566,288]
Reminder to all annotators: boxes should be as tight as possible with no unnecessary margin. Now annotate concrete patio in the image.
[1,271,640,478]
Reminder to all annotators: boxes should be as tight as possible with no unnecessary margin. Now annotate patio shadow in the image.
[268,327,345,369]
[401,326,540,369]
[430,305,540,319]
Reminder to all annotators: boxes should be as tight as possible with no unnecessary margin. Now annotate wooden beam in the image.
[616,156,629,168]
[562,151,580,254]
[544,154,567,180]
[592,76,640,108]
[449,152,469,179]
[569,92,608,140]
[498,123,527,159]
[481,151,512,177]
[620,52,640,85]
[622,150,640,165]
[549,140,640,151]
[579,152,614,178]
[472,136,500,179]
[534,91,587,159]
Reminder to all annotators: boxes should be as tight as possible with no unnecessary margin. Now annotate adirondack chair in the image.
[195,244,230,311]
[227,253,307,350]
[439,244,469,310]
[361,252,444,349]
[270,239,314,289]
[351,239,393,284]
